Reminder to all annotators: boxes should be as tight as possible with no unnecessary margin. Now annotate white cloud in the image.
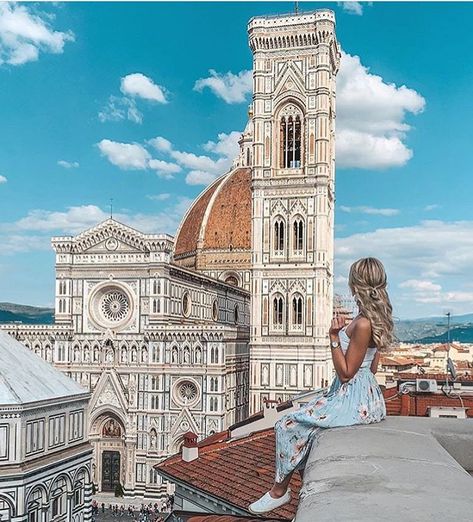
[147,193,171,201]
[7,205,108,234]
[97,139,150,170]
[0,174,7,183]
[204,131,241,159]
[148,159,181,179]
[185,170,217,186]
[424,204,440,212]
[169,131,240,185]
[0,198,195,257]
[339,205,399,217]
[98,96,143,124]
[57,160,79,169]
[339,2,364,16]
[98,131,240,186]
[400,279,442,292]
[194,69,252,104]
[335,220,473,316]
[120,73,168,103]
[0,2,74,66]
[148,136,173,153]
[337,51,425,170]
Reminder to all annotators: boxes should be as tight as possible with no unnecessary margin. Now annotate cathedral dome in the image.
[173,167,252,284]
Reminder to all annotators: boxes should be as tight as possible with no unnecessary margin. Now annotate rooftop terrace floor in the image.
[296,417,473,521]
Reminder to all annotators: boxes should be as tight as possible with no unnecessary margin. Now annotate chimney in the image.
[182,431,198,462]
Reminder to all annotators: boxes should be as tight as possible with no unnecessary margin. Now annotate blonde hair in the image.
[349,257,394,352]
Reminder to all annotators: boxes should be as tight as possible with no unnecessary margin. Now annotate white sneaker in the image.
[248,488,291,514]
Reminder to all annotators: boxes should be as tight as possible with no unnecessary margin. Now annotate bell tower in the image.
[248,10,340,411]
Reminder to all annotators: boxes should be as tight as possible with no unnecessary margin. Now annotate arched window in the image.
[50,477,68,518]
[210,346,218,364]
[292,295,303,327]
[280,109,302,168]
[293,217,304,253]
[274,218,285,253]
[273,295,284,327]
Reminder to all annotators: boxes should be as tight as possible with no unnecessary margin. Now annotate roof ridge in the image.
[198,427,274,456]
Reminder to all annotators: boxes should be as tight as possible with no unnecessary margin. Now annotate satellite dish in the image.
[447,357,457,380]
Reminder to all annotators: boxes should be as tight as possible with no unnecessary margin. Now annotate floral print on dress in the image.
[274,328,386,483]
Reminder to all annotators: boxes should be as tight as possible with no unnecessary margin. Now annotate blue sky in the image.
[1,1,473,320]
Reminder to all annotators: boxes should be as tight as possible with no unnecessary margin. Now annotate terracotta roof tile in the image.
[157,429,300,520]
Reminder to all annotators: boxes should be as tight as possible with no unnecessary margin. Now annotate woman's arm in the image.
[370,351,380,374]
[330,317,371,383]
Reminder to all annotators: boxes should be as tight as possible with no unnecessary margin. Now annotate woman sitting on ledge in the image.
[249,257,394,514]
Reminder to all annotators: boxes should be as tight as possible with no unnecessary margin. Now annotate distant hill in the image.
[409,325,473,344]
[0,302,54,325]
[395,313,473,343]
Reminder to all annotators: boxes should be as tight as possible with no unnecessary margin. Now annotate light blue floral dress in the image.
[274,327,386,482]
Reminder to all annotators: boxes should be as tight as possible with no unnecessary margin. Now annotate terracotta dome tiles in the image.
[203,168,251,251]
[174,176,226,258]
[174,168,252,260]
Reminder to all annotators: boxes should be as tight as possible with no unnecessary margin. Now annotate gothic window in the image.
[272,295,284,327]
[210,346,218,364]
[292,294,304,327]
[152,299,157,314]
[280,105,303,168]
[153,280,157,294]
[273,217,285,254]
[141,347,148,363]
[293,217,304,253]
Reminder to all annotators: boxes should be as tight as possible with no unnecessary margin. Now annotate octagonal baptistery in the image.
[173,167,252,291]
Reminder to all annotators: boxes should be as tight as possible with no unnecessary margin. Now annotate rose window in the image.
[176,380,199,405]
[101,291,130,322]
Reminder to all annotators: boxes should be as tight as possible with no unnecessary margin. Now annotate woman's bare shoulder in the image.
[351,316,372,335]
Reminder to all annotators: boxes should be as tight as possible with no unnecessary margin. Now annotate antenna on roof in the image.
[295,1,299,14]
[110,198,113,219]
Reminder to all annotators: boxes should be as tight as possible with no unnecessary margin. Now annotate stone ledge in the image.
[296,417,473,522]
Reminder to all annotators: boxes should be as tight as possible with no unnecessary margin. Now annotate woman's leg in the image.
[269,470,294,498]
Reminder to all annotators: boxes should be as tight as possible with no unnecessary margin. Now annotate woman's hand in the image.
[329,316,345,337]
